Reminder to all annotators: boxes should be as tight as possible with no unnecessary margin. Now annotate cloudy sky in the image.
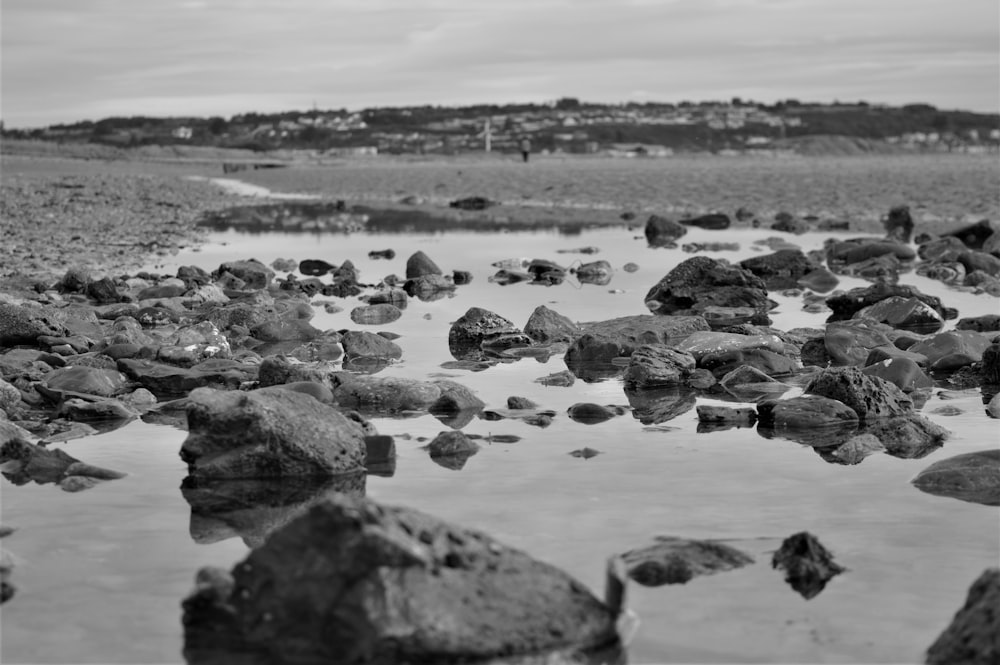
[2,0,998,128]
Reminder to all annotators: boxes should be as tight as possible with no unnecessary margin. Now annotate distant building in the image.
[172,126,193,140]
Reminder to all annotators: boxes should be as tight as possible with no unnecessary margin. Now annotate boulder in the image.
[796,267,840,293]
[757,395,859,429]
[0,302,64,346]
[883,205,914,243]
[620,536,753,586]
[956,314,1000,333]
[644,215,687,246]
[38,366,128,399]
[426,430,480,460]
[180,388,367,479]
[524,305,580,344]
[826,283,947,321]
[700,348,798,379]
[405,250,442,279]
[567,403,623,424]
[332,374,442,413]
[824,321,894,366]
[696,405,756,425]
[803,366,912,421]
[912,449,1000,506]
[925,568,1000,665]
[622,345,696,389]
[771,532,845,599]
[826,238,915,267]
[825,433,886,465]
[257,355,335,389]
[216,260,274,289]
[644,257,771,316]
[862,357,934,393]
[854,296,945,334]
[739,249,819,290]
[944,218,999,250]
[182,495,619,663]
[910,331,992,372]
[340,331,403,362]
[118,358,257,398]
[866,414,949,459]
[449,308,522,357]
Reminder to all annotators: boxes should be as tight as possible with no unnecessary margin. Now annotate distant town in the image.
[3,98,998,157]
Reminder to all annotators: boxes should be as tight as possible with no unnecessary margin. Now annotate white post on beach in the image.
[485,118,492,153]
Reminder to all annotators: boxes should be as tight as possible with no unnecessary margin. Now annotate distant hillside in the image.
[3,98,997,157]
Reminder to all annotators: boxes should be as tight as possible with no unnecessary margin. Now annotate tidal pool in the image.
[3,207,997,664]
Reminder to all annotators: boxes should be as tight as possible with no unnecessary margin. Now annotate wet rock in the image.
[863,344,928,368]
[340,331,403,363]
[620,536,754,586]
[251,318,322,344]
[573,260,613,286]
[678,331,785,361]
[866,414,949,459]
[182,494,617,664]
[56,397,138,422]
[989,393,1000,418]
[428,380,486,427]
[824,433,886,465]
[824,321,894,366]
[739,249,819,290]
[298,259,335,276]
[944,218,998,250]
[854,296,945,334]
[536,370,576,387]
[910,331,992,372]
[796,267,840,293]
[37,365,127,399]
[925,568,1000,665]
[701,348,798,379]
[569,447,601,459]
[685,368,717,389]
[180,388,367,479]
[644,256,771,316]
[958,250,1000,277]
[349,303,402,326]
[696,405,756,425]
[405,250,442,279]
[772,532,845,599]
[804,366,912,422]
[567,403,623,424]
[217,260,274,290]
[826,237,915,267]
[257,355,335,390]
[332,374,442,413]
[118,358,257,398]
[426,430,480,466]
[449,307,522,358]
[644,214,687,246]
[912,449,1000,506]
[449,195,496,210]
[862,357,934,393]
[524,305,580,344]
[757,395,859,429]
[0,302,64,346]
[366,287,408,309]
[680,213,731,230]
[883,205,914,243]
[625,386,697,425]
[622,345,696,389]
[956,314,1000,333]
[826,283,948,322]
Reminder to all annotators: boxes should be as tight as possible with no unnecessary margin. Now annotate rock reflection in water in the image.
[181,473,366,548]
[625,386,697,425]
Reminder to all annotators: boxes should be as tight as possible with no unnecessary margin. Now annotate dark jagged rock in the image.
[826,283,948,321]
[524,305,579,344]
[622,345,696,389]
[912,449,1000,506]
[644,256,771,316]
[181,495,618,664]
[449,307,522,359]
[0,437,125,487]
[680,213,731,230]
[340,331,403,362]
[117,358,257,398]
[298,259,336,276]
[620,536,753,586]
[216,259,274,289]
[180,388,367,479]
[426,430,480,464]
[739,249,819,290]
[823,433,886,465]
[772,532,845,599]
[449,195,496,210]
[866,414,949,459]
[925,568,1000,665]
[696,405,756,425]
[983,344,1000,385]
[644,214,687,246]
[804,366,912,421]
[405,250,443,279]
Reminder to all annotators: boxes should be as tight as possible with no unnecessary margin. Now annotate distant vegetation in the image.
[3,98,998,156]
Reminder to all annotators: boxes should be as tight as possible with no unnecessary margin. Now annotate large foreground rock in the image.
[180,388,367,479]
[926,568,1000,665]
[182,494,619,664]
[912,449,1000,506]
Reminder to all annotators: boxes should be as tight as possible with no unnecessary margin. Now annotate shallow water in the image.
[3,210,998,664]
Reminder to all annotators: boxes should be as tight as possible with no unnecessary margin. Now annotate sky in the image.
[2,0,998,128]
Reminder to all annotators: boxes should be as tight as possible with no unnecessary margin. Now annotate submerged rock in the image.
[620,536,754,586]
[925,568,1000,665]
[181,495,618,664]
[912,449,1000,506]
[771,532,846,599]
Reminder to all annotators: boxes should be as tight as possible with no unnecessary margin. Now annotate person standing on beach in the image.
[520,137,531,163]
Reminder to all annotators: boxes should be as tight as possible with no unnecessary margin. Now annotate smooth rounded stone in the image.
[251,318,322,343]
[861,357,934,393]
[912,449,1000,506]
[696,405,756,424]
[717,364,786,390]
[366,287,408,309]
[567,403,623,424]
[804,366,913,422]
[428,380,485,415]
[181,387,366,480]
[644,214,687,246]
[826,237,916,266]
[0,302,64,346]
[573,260,613,286]
[56,397,138,422]
[426,430,480,459]
[910,331,992,372]
[523,305,580,344]
[700,306,763,328]
[956,314,1000,332]
[63,461,128,480]
[620,536,753,586]
[958,250,1000,277]
[332,374,442,412]
[739,249,818,290]
[40,366,127,399]
[98,342,142,361]
[137,283,187,300]
[216,259,274,289]
[680,212,731,230]
[863,344,928,367]
[298,258,335,276]
[796,267,840,294]
[771,532,846,600]
[120,388,157,408]
[270,258,297,273]
[644,256,770,315]
[988,393,1000,418]
[623,262,639,273]
[677,331,785,361]
[349,303,402,326]
[686,368,717,389]
[181,495,618,663]
[926,568,1000,665]
[700,348,798,379]
[117,358,258,398]
[625,386,697,425]
[622,345,696,389]
[866,414,949,459]
[824,320,894,366]
[340,330,403,361]
[536,370,575,387]
[405,250,443,279]
[826,433,885,465]
[757,395,859,429]
[449,307,522,356]
[854,296,945,334]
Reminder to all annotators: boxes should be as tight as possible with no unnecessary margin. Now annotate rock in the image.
[405,250,442,279]
[402,274,456,301]
[57,397,138,422]
[573,260,613,286]
[771,532,845,599]
[958,250,1000,277]
[257,355,335,390]
[118,358,257,398]
[826,283,947,322]
[340,331,403,362]
[804,366,912,421]
[884,205,914,243]
[625,386,698,425]
[910,331,992,372]
[700,348,798,379]
[536,370,576,387]
[796,267,840,293]
[620,536,754,586]
[428,380,486,426]
[925,568,1000,665]
[989,393,1000,418]
[677,331,785,361]
[251,318,322,343]
[217,259,274,289]
[912,449,1000,506]
[944,218,998,250]
[366,287,408,309]
[826,237,915,267]
[569,447,601,459]
[85,276,121,304]
[622,345,696,389]
[866,414,949,459]
[331,374,453,414]
[39,365,128,399]
[739,249,819,290]
[256,382,335,405]
[825,433,886,465]
[298,259,335,276]
[824,321,894,366]
[0,302,63,346]
[349,304,402,325]
[0,378,21,414]
[449,307,522,358]
[524,305,580,344]
[182,495,618,663]
[696,405,756,425]
[0,437,123,487]
[757,395,859,429]
[854,296,945,334]
[956,314,1000,333]
[180,388,367,479]
[644,214,687,246]
[862,357,934,393]
[567,403,622,424]
[449,195,496,210]
[426,430,480,463]
[679,213,731,230]
[644,256,771,316]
